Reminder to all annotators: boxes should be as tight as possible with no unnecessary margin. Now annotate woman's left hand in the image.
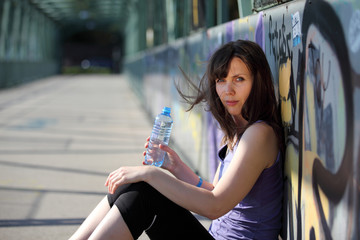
[105,166,154,194]
[143,136,183,174]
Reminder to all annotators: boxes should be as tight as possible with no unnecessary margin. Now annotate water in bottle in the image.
[145,107,173,167]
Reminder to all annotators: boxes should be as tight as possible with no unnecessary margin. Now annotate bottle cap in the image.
[162,107,171,115]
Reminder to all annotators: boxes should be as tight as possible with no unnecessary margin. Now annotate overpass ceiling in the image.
[29,0,130,35]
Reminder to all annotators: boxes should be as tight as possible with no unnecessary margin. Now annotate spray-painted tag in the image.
[292,11,301,47]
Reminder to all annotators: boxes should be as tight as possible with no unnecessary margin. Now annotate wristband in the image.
[196,176,203,187]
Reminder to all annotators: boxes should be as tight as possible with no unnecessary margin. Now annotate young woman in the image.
[69,40,284,240]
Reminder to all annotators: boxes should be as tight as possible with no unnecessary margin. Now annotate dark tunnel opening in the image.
[61,30,123,74]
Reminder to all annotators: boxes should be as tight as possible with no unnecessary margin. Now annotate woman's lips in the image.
[225,101,238,106]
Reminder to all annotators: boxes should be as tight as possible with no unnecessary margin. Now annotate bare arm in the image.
[107,122,278,219]
[144,137,214,191]
[212,163,221,187]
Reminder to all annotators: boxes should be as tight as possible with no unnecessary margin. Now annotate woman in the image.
[70,40,284,240]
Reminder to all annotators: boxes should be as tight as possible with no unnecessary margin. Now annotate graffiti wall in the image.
[124,0,360,239]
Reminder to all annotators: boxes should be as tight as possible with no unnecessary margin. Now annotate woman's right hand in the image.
[143,137,214,190]
[143,137,182,174]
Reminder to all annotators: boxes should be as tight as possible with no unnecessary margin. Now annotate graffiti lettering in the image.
[268,14,292,65]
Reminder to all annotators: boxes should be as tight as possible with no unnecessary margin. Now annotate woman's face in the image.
[215,57,253,125]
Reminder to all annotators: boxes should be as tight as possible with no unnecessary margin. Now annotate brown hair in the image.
[178,40,284,151]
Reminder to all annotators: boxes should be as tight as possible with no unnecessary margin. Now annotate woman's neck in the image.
[233,115,248,128]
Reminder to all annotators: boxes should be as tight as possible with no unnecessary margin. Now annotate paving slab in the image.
[0,75,210,240]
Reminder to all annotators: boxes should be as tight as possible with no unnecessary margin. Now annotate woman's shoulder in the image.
[244,120,276,139]
[240,121,279,168]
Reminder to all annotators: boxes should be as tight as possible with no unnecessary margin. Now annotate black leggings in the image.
[107,181,214,240]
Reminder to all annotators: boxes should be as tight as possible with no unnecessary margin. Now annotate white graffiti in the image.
[348,9,360,53]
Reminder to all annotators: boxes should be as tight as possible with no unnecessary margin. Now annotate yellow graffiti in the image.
[175,104,202,154]
[249,26,255,35]
[194,53,202,70]
[238,16,249,24]
[305,75,318,152]
[301,75,331,239]
[279,58,292,126]
[302,151,330,240]
[189,112,202,152]
[285,143,298,198]
[284,142,299,234]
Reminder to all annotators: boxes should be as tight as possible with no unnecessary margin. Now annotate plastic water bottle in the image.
[145,107,173,167]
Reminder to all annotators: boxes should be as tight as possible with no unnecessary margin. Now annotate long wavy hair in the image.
[178,40,284,152]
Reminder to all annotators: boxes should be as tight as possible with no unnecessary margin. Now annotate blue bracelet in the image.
[196,176,203,187]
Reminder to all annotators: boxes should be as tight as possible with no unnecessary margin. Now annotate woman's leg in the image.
[69,196,110,240]
[109,182,214,240]
[144,197,213,240]
[88,206,133,240]
[71,182,213,240]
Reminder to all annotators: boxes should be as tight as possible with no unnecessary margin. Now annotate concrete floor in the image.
[0,75,210,240]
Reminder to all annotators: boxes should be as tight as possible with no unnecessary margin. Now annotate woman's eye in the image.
[236,77,244,82]
[216,79,224,83]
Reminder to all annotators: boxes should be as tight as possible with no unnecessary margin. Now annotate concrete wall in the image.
[124,0,360,239]
[0,61,59,88]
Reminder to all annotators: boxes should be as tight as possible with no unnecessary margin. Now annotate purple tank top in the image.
[208,138,283,239]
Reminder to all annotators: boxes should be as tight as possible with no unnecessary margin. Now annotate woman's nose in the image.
[224,82,235,95]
